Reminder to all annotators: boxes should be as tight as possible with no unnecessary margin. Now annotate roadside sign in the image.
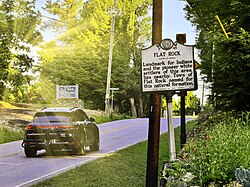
[110,88,119,91]
[195,61,200,69]
[141,40,196,92]
[56,85,79,100]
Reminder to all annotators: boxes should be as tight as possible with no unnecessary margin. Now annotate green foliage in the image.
[172,98,181,116]
[212,30,250,111]
[27,77,56,104]
[93,113,132,124]
[39,0,152,113]
[184,0,250,112]
[162,92,200,116]
[235,166,250,187]
[185,92,200,115]
[185,112,250,186]
[0,0,42,100]
[0,126,24,144]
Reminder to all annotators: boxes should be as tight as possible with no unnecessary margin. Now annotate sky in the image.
[163,0,196,45]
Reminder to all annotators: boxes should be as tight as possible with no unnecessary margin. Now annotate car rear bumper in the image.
[22,130,78,151]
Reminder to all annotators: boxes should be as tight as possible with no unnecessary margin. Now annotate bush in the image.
[185,112,250,186]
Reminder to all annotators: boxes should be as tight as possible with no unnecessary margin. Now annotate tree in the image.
[162,92,200,116]
[39,0,152,114]
[183,0,250,111]
[0,0,42,101]
[212,31,250,111]
[185,91,200,115]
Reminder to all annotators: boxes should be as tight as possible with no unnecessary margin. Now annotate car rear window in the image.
[33,115,71,123]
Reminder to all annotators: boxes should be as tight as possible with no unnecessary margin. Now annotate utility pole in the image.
[145,0,162,187]
[176,33,187,148]
[105,0,117,114]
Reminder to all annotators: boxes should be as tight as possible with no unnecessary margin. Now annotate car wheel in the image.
[76,134,86,155]
[90,136,99,152]
[24,147,37,157]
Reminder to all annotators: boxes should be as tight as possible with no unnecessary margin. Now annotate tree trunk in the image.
[129,97,137,118]
[114,104,119,113]
[138,94,144,118]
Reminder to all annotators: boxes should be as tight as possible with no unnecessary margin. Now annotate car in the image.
[21,107,100,157]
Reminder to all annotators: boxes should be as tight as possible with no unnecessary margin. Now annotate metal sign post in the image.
[176,34,187,148]
[110,87,119,113]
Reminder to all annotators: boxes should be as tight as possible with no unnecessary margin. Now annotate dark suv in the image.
[22,107,99,157]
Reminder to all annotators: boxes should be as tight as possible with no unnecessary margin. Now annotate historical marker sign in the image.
[141,41,196,92]
[56,85,79,100]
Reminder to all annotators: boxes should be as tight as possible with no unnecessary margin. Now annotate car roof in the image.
[39,107,81,113]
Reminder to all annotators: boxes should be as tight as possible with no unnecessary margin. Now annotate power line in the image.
[41,14,65,23]
[35,0,63,23]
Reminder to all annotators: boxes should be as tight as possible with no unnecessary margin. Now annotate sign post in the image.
[142,39,196,162]
[143,1,197,186]
[110,87,119,113]
[176,33,187,148]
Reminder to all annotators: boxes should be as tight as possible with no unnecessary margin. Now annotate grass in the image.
[33,120,197,187]
[93,113,132,124]
[0,126,24,144]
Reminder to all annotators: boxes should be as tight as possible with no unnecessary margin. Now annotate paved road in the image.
[0,118,193,187]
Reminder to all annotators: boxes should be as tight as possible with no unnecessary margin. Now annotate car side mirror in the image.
[89,117,95,122]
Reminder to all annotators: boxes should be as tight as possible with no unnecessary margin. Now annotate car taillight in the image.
[25,125,72,130]
[25,125,34,130]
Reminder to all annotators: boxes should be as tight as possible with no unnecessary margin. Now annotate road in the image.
[0,118,193,187]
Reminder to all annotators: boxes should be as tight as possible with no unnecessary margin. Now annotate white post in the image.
[75,84,79,100]
[166,93,176,161]
[110,88,119,114]
[111,89,114,113]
